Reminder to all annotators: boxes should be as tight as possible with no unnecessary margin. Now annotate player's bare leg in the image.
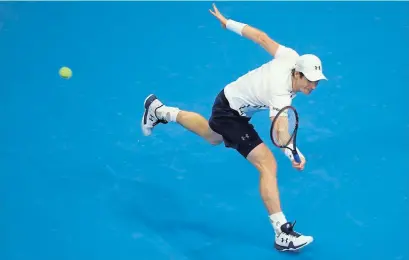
[246,143,314,251]
[175,111,223,145]
[141,94,223,145]
[246,143,283,220]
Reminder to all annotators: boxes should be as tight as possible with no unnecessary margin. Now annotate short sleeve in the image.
[275,45,299,60]
[269,95,293,117]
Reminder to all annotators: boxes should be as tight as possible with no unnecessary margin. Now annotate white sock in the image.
[269,212,287,235]
[156,105,180,122]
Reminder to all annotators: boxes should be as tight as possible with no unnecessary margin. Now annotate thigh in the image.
[210,114,263,158]
[246,142,277,172]
[208,89,263,157]
[205,126,224,145]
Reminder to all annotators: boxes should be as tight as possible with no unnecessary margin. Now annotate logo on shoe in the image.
[281,238,289,243]
[149,114,155,122]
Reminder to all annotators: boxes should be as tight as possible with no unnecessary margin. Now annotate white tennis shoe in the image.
[274,221,313,252]
[141,94,168,136]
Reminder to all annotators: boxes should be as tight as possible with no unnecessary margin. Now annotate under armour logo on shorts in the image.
[241,134,250,140]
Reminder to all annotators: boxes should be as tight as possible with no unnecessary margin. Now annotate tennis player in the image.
[141,3,327,252]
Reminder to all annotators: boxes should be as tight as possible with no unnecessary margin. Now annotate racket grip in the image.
[293,153,301,163]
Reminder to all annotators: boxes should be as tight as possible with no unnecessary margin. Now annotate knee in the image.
[247,143,277,172]
[205,126,223,146]
[208,138,223,146]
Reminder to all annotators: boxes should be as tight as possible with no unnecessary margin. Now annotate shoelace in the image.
[152,105,168,126]
[284,221,301,239]
[153,119,167,126]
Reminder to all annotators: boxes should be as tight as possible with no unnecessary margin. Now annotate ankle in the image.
[156,105,180,122]
[269,212,287,234]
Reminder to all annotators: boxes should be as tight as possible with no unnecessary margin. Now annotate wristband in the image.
[226,19,247,36]
[284,143,304,161]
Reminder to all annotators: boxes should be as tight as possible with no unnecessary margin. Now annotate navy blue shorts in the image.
[208,89,263,158]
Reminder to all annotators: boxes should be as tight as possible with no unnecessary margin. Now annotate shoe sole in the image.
[141,94,157,136]
[275,240,313,252]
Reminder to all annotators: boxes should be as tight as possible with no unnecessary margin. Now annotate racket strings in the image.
[272,109,297,147]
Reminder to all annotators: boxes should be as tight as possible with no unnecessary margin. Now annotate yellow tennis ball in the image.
[59,66,72,79]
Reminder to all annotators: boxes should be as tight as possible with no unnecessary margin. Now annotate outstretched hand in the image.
[209,3,228,28]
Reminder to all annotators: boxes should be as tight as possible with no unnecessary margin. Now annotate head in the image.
[291,54,327,95]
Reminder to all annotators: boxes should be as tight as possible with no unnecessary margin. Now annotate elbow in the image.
[257,32,270,45]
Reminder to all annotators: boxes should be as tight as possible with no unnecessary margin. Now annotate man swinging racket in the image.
[141,3,327,252]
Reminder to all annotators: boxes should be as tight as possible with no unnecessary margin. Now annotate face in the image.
[295,73,319,95]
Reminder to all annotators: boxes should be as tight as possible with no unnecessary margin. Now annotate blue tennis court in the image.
[1,2,408,260]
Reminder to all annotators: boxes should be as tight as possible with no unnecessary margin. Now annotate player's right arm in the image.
[271,115,291,148]
[269,95,306,170]
[270,114,306,171]
[209,3,280,57]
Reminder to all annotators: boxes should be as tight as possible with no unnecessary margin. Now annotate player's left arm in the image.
[241,25,280,57]
[209,3,279,57]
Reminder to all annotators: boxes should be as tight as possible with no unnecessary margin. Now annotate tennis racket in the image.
[270,106,301,163]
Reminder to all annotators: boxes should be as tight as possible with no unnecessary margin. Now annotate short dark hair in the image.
[291,68,304,78]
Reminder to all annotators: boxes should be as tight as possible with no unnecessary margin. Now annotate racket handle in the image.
[293,153,301,163]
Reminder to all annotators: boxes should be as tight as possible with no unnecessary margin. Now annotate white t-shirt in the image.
[223,45,299,118]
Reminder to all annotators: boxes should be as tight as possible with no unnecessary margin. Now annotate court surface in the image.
[1,2,408,260]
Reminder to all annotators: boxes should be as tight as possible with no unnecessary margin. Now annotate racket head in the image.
[270,106,299,149]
